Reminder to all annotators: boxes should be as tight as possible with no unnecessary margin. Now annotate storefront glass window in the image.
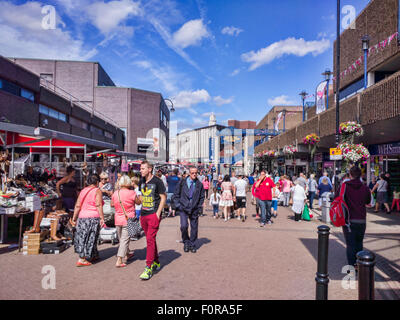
[21,88,35,101]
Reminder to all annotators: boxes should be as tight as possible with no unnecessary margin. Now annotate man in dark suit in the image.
[172,166,205,253]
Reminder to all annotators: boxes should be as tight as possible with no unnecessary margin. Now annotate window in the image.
[70,117,89,130]
[0,79,2,89]
[39,104,67,122]
[40,73,53,82]
[21,88,34,101]
[104,131,114,139]
[90,125,103,135]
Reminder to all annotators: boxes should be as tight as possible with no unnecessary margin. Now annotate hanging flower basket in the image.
[267,150,276,158]
[338,143,370,164]
[339,121,364,136]
[303,133,320,145]
[283,145,297,155]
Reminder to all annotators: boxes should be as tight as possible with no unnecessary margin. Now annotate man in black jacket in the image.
[172,166,205,253]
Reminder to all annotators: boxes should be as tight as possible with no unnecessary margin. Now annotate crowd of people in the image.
[58,160,396,280]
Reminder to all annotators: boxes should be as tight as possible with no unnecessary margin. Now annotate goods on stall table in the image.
[22,232,41,255]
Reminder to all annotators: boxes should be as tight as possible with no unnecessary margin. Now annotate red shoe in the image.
[76,261,92,267]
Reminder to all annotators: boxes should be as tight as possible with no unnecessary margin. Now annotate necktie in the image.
[189,180,195,199]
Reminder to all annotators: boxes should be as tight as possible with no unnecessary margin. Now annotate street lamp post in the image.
[164,98,175,112]
[362,35,370,90]
[283,109,287,132]
[335,0,341,194]
[299,90,308,122]
[322,69,333,110]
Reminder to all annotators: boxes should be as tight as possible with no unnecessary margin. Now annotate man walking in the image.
[234,175,248,222]
[139,161,166,280]
[172,166,205,253]
[166,168,180,217]
[252,170,274,227]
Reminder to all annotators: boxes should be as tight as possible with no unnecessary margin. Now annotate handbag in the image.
[117,190,141,238]
[302,203,311,221]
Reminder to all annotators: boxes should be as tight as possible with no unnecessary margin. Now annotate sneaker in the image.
[224,218,228,222]
[237,216,241,221]
[267,221,272,225]
[151,261,161,271]
[260,223,265,227]
[139,266,153,280]
[242,216,246,222]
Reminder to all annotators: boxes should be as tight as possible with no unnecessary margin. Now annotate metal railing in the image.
[40,77,120,128]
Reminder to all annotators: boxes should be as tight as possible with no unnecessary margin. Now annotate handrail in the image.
[39,77,120,128]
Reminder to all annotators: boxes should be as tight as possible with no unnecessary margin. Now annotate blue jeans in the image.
[212,205,219,216]
[309,191,316,209]
[257,199,272,224]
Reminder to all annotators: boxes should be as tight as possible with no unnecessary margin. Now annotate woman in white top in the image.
[291,181,307,221]
[209,187,221,219]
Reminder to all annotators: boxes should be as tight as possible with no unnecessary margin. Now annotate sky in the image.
[0,0,371,134]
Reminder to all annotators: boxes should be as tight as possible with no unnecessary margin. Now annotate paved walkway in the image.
[0,194,398,300]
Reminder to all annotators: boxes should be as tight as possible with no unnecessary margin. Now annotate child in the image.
[391,188,400,212]
[131,176,142,218]
[271,183,280,218]
[209,187,221,219]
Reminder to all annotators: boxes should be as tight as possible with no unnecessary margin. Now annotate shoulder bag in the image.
[118,190,141,238]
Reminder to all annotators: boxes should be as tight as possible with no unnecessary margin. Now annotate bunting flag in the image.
[332,31,398,81]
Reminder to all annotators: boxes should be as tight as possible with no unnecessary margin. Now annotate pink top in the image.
[112,188,137,226]
[282,180,291,193]
[202,180,210,190]
[221,182,233,201]
[78,187,101,219]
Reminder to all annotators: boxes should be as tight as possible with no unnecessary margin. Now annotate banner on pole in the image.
[316,81,328,114]
[274,112,283,131]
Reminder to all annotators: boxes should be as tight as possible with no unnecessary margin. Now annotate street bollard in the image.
[357,250,376,300]
[315,225,330,300]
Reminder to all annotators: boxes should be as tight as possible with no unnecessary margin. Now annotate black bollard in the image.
[315,225,330,300]
[357,250,376,300]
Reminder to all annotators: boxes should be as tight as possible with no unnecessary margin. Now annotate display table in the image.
[0,211,32,252]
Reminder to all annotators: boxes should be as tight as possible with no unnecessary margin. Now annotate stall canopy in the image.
[0,122,118,150]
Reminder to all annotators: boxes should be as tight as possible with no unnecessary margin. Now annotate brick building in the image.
[255,0,400,186]
[10,58,169,160]
[0,56,124,151]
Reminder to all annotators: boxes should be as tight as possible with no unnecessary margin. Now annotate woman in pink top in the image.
[202,177,210,199]
[282,176,293,207]
[220,175,234,222]
[111,175,141,268]
[71,174,104,267]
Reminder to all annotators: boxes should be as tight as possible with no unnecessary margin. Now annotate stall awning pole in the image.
[49,138,52,170]
[11,133,15,179]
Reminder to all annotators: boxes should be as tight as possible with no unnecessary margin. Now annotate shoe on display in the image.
[139,266,153,280]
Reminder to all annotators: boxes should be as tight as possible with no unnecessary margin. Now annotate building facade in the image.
[255,0,400,187]
[11,58,169,160]
[0,56,124,151]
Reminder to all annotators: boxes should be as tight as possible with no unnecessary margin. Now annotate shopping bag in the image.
[370,193,376,207]
[302,203,311,221]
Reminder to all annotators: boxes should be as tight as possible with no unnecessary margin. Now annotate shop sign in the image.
[369,141,400,156]
[314,153,323,163]
[330,148,342,160]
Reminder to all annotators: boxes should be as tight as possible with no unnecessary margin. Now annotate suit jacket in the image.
[172,177,205,215]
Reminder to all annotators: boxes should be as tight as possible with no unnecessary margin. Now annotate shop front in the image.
[368,141,400,192]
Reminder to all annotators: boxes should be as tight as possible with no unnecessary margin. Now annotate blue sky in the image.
[0,0,370,133]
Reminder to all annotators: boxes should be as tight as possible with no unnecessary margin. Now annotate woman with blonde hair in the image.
[111,175,142,268]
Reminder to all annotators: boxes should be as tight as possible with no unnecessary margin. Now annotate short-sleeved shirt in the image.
[376,179,388,192]
[112,189,137,226]
[167,175,180,193]
[234,179,247,197]
[139,176,166,216]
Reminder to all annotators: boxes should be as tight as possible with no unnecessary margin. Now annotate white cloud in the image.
[213,96,233,106]
[172,19,210,49]
[221,26,243,37]
[230,69,241,76]
[85,0,142,35]
[0,1,97,60]
[202,112,224,117]
[241,37,331,71]
[172,89,211,109]
[133,60,187,94]
[267,95,296,106]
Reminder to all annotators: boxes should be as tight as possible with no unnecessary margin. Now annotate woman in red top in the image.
[202,177,210,199]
